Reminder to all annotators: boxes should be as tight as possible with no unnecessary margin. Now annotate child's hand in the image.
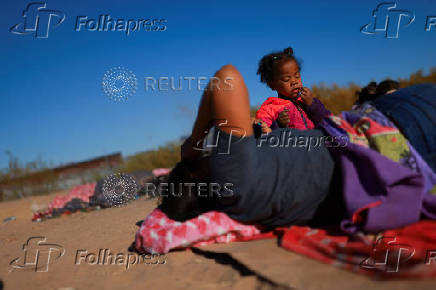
[252,118,272,134]
[278,109,290,128]
[260,121,271,134]
[300,87,314,106]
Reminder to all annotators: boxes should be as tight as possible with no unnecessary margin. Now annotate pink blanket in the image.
[135,209,273,254]
[49,183,96,209]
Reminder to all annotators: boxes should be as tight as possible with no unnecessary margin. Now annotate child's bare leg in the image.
[182,65,253,161]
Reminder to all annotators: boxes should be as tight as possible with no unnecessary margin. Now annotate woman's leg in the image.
[182,65,253,161]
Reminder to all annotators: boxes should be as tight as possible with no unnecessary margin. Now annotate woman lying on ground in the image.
[158,64,343,228]
[158,65,436,229]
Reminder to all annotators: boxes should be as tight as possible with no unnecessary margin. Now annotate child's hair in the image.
[157,161,215,221]
[257,47,302,85]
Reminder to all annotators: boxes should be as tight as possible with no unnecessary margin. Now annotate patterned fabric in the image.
[320,104,436,233]
[326,114,410,163]
[347,103,420,171]
[278,220,436,278]
[135,209,273,254]
[134,208,436,278]
[353,103,436,195]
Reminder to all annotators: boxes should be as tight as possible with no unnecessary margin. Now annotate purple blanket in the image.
[320,103,436,233]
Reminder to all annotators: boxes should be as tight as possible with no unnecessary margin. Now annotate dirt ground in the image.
[0,193,435,290]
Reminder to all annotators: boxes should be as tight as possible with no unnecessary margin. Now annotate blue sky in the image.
[1,0,435,169]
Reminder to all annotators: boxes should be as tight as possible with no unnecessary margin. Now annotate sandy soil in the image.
[0,194,435,290]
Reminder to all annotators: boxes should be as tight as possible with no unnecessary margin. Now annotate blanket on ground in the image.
[135,105,436,278]
[32,183,96,221]
[135,209,273,254]
[32,169,170,221]
[134,208,436,278]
